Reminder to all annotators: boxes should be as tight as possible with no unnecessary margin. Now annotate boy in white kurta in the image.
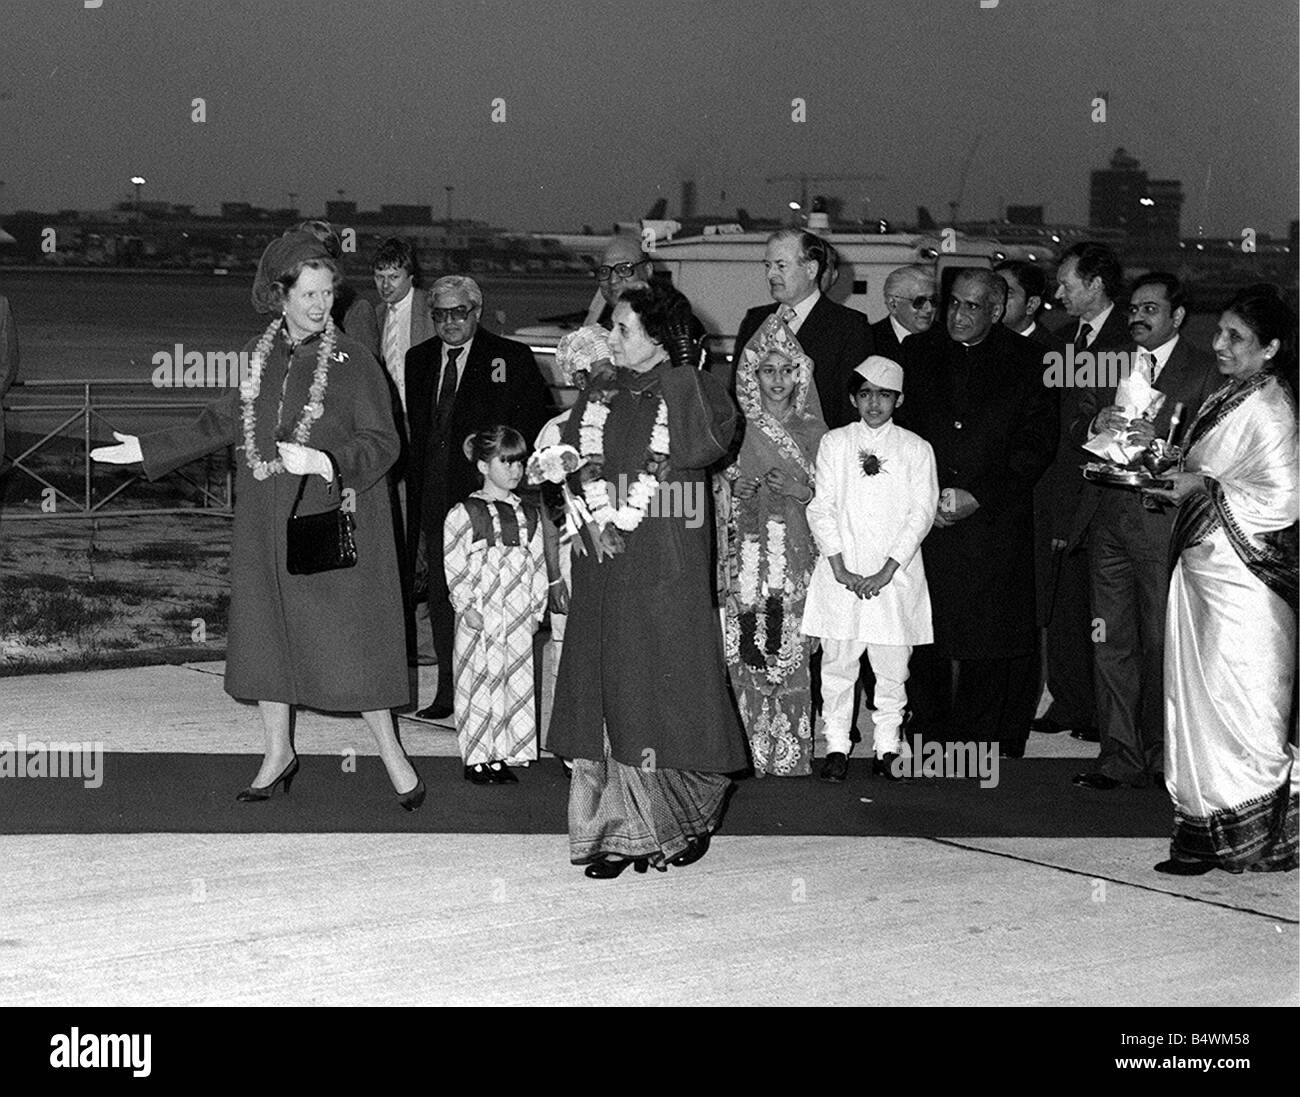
[802,356,938,778]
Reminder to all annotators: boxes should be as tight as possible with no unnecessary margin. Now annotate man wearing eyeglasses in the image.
[1067,272,1217,791]
[585,235,654,327]
[404,274,552,720]
[897,269,1058,760]
[873,265,938,360]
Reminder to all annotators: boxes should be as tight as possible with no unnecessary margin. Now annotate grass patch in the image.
[126,541,207,566]
[0,588,115,642]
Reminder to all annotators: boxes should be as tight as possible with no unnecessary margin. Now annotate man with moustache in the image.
[373,237,435,421]
[1068,272,1218,791]
[996,259,1098,743]
[735,229,874,429]
[898,269,1058,757]
[872,265,938,360]
[405,275,551,720]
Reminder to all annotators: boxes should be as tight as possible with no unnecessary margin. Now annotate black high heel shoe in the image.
[667,834,711,868]
[584,857,650,879]
[236,756,299,802]
[488,762,518,785]
[396,776,427,813]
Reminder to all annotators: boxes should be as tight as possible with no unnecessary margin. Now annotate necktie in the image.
[1074,323,1092,351]
[435,346,462,432]
[383,307,402,369]
[780,305,798,325]
[1136,350,1157,384]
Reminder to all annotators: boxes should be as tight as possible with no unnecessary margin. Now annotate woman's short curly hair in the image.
[619,282,694,345]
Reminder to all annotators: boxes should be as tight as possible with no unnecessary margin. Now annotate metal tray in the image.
[1082,463,1171,490]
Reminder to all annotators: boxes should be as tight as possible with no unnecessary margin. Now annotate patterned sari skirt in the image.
[568,735,731,870]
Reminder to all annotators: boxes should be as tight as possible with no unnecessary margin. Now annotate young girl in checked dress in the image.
[444,427,549,784]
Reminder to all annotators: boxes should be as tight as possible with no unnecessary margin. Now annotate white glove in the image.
[276,442,334,480]
[90,431,143,465]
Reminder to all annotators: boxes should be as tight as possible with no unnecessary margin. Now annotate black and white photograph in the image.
[0,0,1295,1069]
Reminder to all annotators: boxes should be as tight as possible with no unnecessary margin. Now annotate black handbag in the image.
[286,454,357,575]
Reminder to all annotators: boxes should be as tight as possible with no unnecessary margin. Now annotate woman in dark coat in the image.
[548,283,747,877]
[92,231,424,810]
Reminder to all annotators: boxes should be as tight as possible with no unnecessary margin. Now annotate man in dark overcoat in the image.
[404,274,552,719]
[898,268,1059,756]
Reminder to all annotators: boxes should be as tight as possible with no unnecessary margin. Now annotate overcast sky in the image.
[1,0,1296,236]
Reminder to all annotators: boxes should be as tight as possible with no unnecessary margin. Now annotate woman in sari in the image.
[548,283,747,878]
[724,315,827,775]
[1144,284,1298,874]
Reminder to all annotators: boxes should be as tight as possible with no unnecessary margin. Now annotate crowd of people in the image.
[89,223,1297,880]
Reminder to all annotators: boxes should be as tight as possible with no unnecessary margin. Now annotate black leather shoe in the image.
[464,764,494,785]
[584,857,649,879]
[1154,858,1214,876]
[236,756,299,802]
[488,762,518,784]
[1030,716,1067,734]
[1069,725,1101,743]
[396,777,426,812]
[416,699,454,720]
[819,752,848,782]
[872,753,904,780]
[667,834,710,868]
[1072,771,1121,790]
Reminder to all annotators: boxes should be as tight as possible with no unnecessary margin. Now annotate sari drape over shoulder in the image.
[1164,371,1299,872]
[722,315,828,776]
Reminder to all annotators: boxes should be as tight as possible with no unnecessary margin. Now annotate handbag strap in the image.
[289,452,343,519]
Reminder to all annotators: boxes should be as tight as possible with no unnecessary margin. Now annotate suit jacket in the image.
[735,295,873,428]
[404,327,552,588]
[897,324,1059,657]
[1063,302,1129,355]
[1067,334,1220,549]
[871,315,905,362]
[0,294,18,463]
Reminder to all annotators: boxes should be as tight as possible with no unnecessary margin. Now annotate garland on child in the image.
[729,516,802,688]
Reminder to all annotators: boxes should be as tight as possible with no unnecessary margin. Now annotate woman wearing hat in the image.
[93,230,424,810]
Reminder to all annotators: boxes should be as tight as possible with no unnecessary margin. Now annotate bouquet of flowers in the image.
[527,444,595,555]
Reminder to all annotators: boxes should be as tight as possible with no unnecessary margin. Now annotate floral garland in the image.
[240,316,336,480]
[730,516,805,687]
[577,386,669,555]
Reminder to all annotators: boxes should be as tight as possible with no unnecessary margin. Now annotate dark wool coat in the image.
[897,325,1059,658]
[140,326,409,711]
[547,362,749,773]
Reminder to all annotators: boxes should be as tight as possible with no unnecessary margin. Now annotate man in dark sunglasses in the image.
[872,264,938,360]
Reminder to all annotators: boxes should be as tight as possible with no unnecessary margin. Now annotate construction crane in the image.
[765,173,886,217]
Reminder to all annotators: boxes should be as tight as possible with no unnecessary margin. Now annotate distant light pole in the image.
[445,186,454,223]
[131,176,146,220]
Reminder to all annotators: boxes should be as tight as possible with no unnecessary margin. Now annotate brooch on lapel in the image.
[859,449,886,476]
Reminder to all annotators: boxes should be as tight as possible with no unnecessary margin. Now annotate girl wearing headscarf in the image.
[724,314,828,776]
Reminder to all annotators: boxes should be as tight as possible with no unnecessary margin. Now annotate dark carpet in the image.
[0,754,1173,836]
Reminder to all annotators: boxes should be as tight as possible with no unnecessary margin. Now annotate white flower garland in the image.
[765,517,787,593]
[240,316,335,480]
[738,537,761,605]
[579,393,669,536]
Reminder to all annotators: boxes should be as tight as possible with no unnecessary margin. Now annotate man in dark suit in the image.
[734,229,873,428]
[1068,272,1219,790]
[871,264,938,361]
[405,275,552,719]
[997,259,1098,743]
[898,269,1059,757]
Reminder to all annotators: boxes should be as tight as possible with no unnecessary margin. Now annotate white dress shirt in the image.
[383,288,415,409]
[783,289,821,334]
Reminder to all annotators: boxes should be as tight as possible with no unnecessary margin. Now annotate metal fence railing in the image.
[1,379,233,520]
